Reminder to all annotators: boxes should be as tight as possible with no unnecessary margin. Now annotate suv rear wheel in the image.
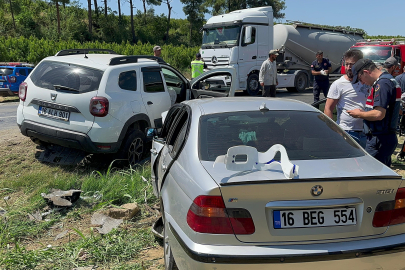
[116,129,145,166]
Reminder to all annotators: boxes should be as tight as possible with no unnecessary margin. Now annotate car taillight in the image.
[90,97,109,117]
[186,195,255,234]
[8,76,16,83]
[19,82,27,101]
[373,187,405,227]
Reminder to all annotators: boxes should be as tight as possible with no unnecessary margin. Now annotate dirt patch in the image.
[0,128,26,146]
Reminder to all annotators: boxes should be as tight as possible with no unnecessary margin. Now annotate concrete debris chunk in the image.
[28,211,42,221]
[91,213,123,234]
[54,230,69,240]
[106,203,140,220]
[41,189,82,207]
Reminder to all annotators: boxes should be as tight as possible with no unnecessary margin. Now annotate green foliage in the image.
[0,36,200,71]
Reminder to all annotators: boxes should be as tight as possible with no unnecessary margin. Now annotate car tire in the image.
[163,210,178,270]
[246,73,261,96]
[116,129,145,167]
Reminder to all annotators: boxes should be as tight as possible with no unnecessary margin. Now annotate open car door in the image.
[189,68,238,98]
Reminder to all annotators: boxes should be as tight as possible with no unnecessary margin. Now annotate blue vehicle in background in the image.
[0,63,34,96]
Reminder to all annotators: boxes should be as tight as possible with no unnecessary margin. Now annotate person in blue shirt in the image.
[396,66,405,92]
[347,59,402,166]
[311,50,332,104]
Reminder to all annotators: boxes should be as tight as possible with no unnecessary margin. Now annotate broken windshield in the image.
[202,25,241,47]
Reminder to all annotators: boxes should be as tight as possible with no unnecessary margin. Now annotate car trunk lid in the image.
[201,156,403,243]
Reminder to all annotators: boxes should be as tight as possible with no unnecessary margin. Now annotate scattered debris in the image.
[71,266,95,270]
[28,211,42,222]
[3,196,10,201]
[77,248,90,261]
[151,216,164,239]
[106,203,140,220]
[0,207,6,216]
[91,213,123,234]
[54,230,69,241]
[37,144,87,165]
[41,189,82,207]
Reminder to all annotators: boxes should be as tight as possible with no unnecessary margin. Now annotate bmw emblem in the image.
[311,185,323,196]
[212,56,218,64]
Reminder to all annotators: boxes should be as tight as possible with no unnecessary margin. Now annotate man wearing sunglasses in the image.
[324,50,369,148]
[347,59,402,166]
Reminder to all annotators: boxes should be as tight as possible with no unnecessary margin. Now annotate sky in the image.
[79,0,404,37]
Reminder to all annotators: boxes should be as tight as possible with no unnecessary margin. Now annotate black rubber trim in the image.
[203,22,269,29]
[169,223,405,264]
[31,99,80,113]
[110,56,166,66]
[220,175,402,186]
[20,120,119,153]
[56,49,117,56]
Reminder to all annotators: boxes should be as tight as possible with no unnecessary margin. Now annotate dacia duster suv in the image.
[16,49,192,165]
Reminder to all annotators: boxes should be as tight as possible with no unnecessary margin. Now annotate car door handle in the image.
[252,56,257,59]
[150,148,157,155]
[147,101,153,105]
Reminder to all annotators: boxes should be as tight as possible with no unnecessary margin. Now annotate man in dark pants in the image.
[311,51,332,104]
[347,59,401,166]
[259,50,278,97]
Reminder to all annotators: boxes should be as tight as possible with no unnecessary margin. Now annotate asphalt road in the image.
[0,88,316,131]
[0,102,19,131]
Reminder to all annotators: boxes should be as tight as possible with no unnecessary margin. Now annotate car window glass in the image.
[167,111,188,147]
[192,73,232,93]
[143,71,165,93]
[162,67,186,102]
[19,69,27,76]
[161,106,182,138]
[241,26,256,46]
[119,70,137,91]
[172,121,188,155]
[199,111,364,161]
[0,68,14,76]
[27,69,32,75]
[30,60,104,93]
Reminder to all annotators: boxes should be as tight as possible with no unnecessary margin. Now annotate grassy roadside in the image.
[0,96,19,103]
[0,136,162,269]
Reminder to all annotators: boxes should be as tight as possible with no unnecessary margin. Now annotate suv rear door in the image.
[21,60,104,134]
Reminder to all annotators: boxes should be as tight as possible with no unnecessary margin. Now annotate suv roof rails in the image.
[109,55,167,66]
[55,49,118,56]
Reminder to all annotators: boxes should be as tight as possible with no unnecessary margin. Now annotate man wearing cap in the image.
[191,53,207,79]
[259,49,278,97]
[347,59,402,166]
[324,49,369,148]
[311,51,332,104]
[153,46,162,57]
[383,57,399,76]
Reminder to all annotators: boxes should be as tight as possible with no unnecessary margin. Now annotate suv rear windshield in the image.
[199,111,365,161]
[30,61,104,93]
[0,68,14,76]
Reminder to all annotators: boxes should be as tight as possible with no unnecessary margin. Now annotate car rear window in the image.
[0,68,14,76]
[199,111,365,161]
[30,61,104,93]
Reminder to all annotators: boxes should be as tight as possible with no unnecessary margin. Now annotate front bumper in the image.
[19,120,121,154]
[168,222,405,270]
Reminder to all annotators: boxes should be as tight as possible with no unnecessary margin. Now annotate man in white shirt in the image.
[324,50,369,147]
[259,49,278,97]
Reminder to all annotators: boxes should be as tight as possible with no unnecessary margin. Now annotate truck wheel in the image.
[294,72,308,93]
[116,129,145,167]
[246,74,260,96]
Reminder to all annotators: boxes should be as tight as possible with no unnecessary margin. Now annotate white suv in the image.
[17,49,186,164]
[17,49,238,165]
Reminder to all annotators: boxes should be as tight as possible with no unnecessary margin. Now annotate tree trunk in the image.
[56,1,61,36]
[165,1,172,42]
[93,0,98,17]
[104,0,107,18]
[8,0,16,32]
[130,0,136,43]
[87,0,92,34]
[142,0,146,14]
[117,0,121,19]
[228,0,231,13]
[189,21,192,46]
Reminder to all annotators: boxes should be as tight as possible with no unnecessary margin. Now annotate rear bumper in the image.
[0,88,16,97]
[19,120,121,154]
[169,222,405,270]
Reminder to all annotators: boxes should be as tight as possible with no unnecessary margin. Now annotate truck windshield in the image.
[355,46,392,63]
[202,26,241,47]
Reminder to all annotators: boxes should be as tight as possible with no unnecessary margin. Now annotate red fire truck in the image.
[342,38,405,76]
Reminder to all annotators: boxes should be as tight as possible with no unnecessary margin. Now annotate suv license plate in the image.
[273,207,356,229]
[38,106,70,121]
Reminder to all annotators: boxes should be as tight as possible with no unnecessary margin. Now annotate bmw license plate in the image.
[273,207,356,229]
[38,106,70,121]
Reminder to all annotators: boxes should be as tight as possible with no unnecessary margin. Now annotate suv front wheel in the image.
[116,129,146,166]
